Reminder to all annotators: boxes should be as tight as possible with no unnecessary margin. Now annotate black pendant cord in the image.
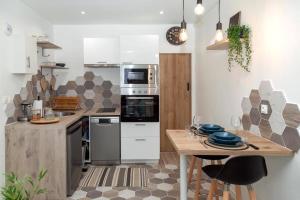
[183,0,185,22]
[218,0,221,23]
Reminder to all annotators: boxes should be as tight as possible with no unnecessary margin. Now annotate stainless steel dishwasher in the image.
[90,116,120,165]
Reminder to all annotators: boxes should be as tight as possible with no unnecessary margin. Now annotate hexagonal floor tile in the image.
[282,127,300,151]
[250,108,261,125]
[241,97,252,115]
[283,103,300,128]
[154,172,169,179]
[135,189,151,198]
[157,183,173,192]
[66,81,77,90]
[259,80,273,100]
[249,89,261,108]
[86,190,102,199]
[270,91,287,112]
[118,189,135,199]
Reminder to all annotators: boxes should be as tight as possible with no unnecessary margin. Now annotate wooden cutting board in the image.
[52,96,80,110]
[40,77,49,92]
[30,117,60,124]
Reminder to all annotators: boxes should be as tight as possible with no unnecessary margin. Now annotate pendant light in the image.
[179,0,188,42]
[215,0,224,42]
[194,0,205,15]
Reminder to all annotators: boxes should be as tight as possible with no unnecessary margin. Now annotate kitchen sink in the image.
[55,111,76,117]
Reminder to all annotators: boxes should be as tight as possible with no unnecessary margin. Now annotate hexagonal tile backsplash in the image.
[5,71,120,124]
[242,80,300,151]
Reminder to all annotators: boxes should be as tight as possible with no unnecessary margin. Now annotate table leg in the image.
[180,154,188,200]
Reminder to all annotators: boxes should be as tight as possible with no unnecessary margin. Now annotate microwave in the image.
[120,64,159,88]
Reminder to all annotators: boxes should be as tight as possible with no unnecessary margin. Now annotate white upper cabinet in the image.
[10,35,37,74]
[120,35,159,64]
[84,37,120,65]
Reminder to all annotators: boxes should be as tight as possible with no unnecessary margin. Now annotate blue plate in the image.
[199,127,224,135]
[208,138,244,147]
[209,135,241,145]
[201,124,223,130]
[213,132,237,140]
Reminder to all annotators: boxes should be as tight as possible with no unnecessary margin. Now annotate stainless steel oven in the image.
[120,64,159,88]
[121,88,159,122]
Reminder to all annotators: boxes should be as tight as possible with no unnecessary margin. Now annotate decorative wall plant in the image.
[227,25,252,72]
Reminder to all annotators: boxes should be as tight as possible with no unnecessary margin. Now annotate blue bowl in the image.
[209,135,241,145]
[201,124,223,130]
[208,138,244,147]
[199,127,225,135]
[212,132,237,140]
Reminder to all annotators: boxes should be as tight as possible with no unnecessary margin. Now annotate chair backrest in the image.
[217,156,268,185]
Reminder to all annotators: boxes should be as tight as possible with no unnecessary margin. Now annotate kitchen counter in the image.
[5,107,120,200]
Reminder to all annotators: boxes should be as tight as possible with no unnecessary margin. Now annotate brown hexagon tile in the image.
[249,108,261,125]
[26,81,33,93]
[13,94,22,107]
[76,85,86,94]
[150,178,163,184]
[103,90,113,98]
[86,190,102,198]
[249,89,261,108]
[259,119,272,139]
[151,189,167,198]
[136,190,151,198]
[283,103,300,128]
[282,127,300,151]
[57,85,67,95]
[103,190,118,198]
[84,81,95,90]
[164,178,177,184]
[94,85,104,94]
[32,87,38,99]
[103,99,113,108]
[82,187,97,192]
[85,99,95,109]
[66,81,77,90]
[111,197,126,200]
[270,133,285,146]
[31,75,38,86]
[259,100,272,120]
[167,189,179,197]
[242,114,251,130]
[102,81,113,90]
[84,71,95,81]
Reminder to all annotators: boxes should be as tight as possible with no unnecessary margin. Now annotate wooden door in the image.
[160,53,192,152]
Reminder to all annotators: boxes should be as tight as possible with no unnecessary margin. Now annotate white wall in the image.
[0,0,53,187]
[195,0,300,199]
[53,24,197,115]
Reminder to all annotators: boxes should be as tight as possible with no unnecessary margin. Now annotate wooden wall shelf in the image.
[84,64,120,68]
[37,41,62,49]
[206,39,230,50]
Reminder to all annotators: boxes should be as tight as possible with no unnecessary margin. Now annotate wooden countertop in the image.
[5,107,121,130]
[166,130,293,156]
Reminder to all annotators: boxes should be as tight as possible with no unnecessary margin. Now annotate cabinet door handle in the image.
[135,124,146,126]
[135,139,146,142]
[122,62,133,65]
[187,82,190,92]
[27,57,31,68]
[96,61,107,64]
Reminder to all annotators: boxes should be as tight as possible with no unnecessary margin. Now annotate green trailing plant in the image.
[226,25,252,72]
[1,169,47,200]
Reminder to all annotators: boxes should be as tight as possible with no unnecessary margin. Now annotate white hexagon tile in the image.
[241,97,252,114]
[258,80,273,101]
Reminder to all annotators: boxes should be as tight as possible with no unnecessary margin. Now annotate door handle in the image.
[187,82,190,92]
[135,139,146,141]
[135,124,146,126]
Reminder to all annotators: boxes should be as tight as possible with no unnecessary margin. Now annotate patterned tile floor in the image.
[69,153,228,200]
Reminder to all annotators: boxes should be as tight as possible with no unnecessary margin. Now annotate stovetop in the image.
[96,108,116,113]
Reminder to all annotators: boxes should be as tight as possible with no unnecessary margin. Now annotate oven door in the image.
[121,95,159,122]
[120,65,157,88]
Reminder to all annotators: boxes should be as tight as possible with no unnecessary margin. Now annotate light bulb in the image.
[179,28,188,42]
[215,29,224,42]
[194,4,205,15]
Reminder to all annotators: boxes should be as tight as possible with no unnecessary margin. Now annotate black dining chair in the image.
[188,155,229,200]
[202,156,268,200]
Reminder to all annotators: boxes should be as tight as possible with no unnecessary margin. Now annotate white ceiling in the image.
[21,0,217,24]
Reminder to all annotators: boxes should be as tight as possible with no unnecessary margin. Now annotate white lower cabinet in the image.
[121,122,160,162]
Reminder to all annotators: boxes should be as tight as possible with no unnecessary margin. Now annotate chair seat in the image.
[202,165,224,178]
[194,155,229,160]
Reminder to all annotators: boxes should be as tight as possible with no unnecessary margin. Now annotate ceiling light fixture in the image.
[81,11,86,15]
[179,0,188,42]
[160,10,164,15]
[214,0,224,42]
[194,0,205,15]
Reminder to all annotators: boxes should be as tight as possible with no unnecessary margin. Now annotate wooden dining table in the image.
[166,130,293,200]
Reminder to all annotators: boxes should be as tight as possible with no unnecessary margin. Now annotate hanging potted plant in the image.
[226,25,252,72]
